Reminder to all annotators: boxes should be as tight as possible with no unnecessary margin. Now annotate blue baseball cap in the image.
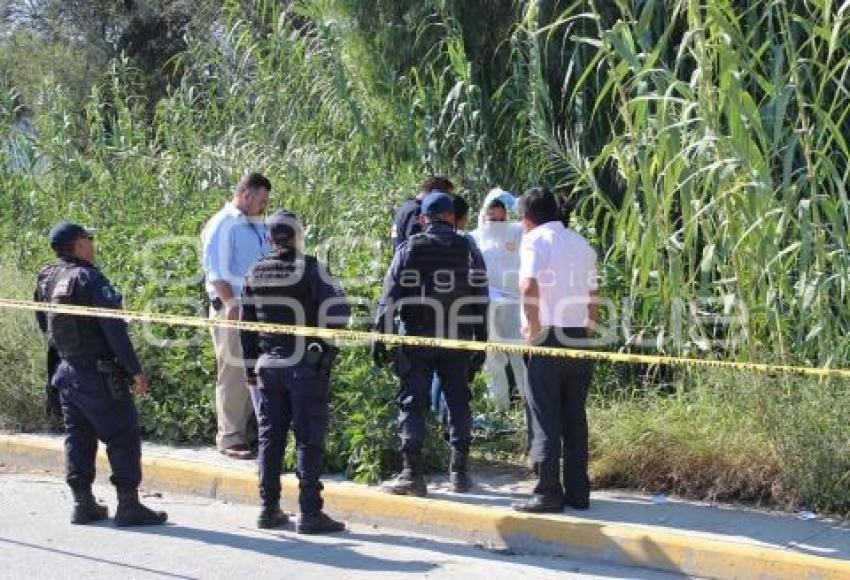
[48,221,93,247]
[267,210,302,242]
[421,191,454,217]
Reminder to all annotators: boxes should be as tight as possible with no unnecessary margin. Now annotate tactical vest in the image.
[247,252,319,353]
[399,232,477,338]
[44,263,112,360]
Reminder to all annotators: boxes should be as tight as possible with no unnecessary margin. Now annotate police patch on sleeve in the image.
[51,278,72,299]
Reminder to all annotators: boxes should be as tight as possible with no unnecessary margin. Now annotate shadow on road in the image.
[117,523,437,574]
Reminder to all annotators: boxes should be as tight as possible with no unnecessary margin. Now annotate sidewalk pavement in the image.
[2,432,848,580]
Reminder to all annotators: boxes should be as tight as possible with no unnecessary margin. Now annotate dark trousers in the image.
[52,360,142,492]
[256,355,329,514]
[395,346,471,455]
[525,328,593,502]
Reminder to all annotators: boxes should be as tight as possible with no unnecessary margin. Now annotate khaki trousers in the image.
[210,306,255,450]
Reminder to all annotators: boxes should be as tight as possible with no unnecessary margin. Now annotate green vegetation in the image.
[591,369,850,516]
[0,262,50,432]
[1,1,848,515]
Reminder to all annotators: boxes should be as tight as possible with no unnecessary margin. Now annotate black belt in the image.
[62,355,115,369]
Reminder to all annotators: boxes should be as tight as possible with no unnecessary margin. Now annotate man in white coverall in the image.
[471,188,526,411]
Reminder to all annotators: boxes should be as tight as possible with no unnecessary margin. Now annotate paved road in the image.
[0,473,686,580]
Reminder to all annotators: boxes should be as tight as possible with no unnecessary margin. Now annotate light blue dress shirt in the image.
[201,202,270,299]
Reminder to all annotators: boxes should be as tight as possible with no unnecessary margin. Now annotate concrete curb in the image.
[2,434,848,580]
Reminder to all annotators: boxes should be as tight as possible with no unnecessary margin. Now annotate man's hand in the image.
[225,304,240,321]
[468,329,488,380]
[211,281,238,321]
[468,350,486,381]
[132,373,150,396]
[522,321,543,344]
[587,289,600,335]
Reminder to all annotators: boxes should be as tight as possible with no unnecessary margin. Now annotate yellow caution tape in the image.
[1,297,849,379]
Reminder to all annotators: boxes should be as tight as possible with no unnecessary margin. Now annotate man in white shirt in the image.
[512,187,599,513]
[201,172,271,459]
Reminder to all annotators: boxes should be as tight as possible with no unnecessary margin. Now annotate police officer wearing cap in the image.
[34,221,167,527]
[240,210,350,533]
[391,176,455,252]
[374,192,489,496]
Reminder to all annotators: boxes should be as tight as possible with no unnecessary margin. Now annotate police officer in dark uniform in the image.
[391,176,455,252]
[34,221,167,527]
[374,192,489,496]
[240,211,350,533]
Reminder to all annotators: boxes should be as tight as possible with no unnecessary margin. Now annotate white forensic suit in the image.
[471,188,526,410]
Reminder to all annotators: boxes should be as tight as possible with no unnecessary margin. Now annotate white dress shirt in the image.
[519,221,597,329]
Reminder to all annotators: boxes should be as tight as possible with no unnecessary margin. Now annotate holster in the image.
[95,359,131,401]
[319,344,339,376]
[303,341,340,377]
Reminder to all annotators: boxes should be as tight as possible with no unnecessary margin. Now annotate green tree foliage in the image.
[0,0,219,112]
[1,0,849,513]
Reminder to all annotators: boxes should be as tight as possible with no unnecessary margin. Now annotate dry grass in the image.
[589,370,850,516]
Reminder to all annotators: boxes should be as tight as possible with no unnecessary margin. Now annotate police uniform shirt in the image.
[376,221,489,333]
[391,198,423,253]
[240,249,351,378]
[35,257,142,376]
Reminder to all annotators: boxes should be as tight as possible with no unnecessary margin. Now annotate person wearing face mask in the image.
[201,171,272,459]
[471,188,526,412]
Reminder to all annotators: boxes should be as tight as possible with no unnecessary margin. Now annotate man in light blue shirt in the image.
[201,172,271,459]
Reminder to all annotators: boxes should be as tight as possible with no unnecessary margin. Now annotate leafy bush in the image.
[0,261,51,432]
[2,0,850,514]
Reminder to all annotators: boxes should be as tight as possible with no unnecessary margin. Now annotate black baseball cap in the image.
[267,210,302,242]
[422,192,454,217]
[48,221,94,247]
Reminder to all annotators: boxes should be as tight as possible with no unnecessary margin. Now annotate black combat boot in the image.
[114,490,168,527]
[449,449,473,493]
[381,453,427,497]
[257,504,289,529]
[296,511,346,534]
[70,486,109,525]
